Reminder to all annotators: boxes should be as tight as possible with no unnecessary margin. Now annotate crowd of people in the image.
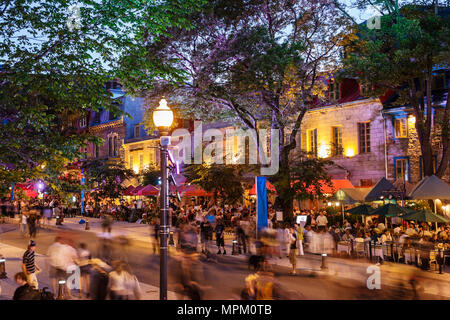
[2,195,449,300]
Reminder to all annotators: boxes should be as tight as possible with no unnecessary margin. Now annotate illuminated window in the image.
[332,126,343,156]
[394,118,408,138]
[307,129,317,157]
[358,122,370,153]
[139,154,144,172]
[129,155,133,169]
[395,157,409,182]
[79,117,87,128]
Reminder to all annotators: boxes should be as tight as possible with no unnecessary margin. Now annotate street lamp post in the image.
[153,97,173,301]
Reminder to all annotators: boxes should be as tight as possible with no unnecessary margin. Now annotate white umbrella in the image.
[408,175,450,229]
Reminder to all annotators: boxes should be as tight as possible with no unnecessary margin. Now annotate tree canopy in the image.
[338,0,450,177]
[0,0,204,193]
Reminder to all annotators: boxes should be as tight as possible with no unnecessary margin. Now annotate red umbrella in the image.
[131,185,145,195]
[123,185,136,196]
[249,181,277,196]
[173,184,212,197]
[136,184,159,196]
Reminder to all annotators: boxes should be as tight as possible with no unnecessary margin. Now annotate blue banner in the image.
[10,183,14,201]
[256,176,268,231]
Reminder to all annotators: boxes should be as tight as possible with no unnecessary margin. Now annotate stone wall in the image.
[297,98,450,186]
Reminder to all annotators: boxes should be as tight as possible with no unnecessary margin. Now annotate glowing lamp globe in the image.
[153,98,173,130]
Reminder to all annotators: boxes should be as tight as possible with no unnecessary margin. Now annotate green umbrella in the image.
[401,210,450,223]
[369,203,412,217]
[345,204,374,215]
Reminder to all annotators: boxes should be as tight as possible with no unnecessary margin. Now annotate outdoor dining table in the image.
[337,241,351,254]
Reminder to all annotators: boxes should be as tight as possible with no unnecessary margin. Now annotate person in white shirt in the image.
[47,237,79,298]
[316,211,328,232]
[379,230,393,244]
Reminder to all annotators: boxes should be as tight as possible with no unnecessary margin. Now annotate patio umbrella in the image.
[345,204,374,215]
[131,186,145,196]
[136,184,159,196]
[401,210,450,223]
[123,185,135,196]
[369,203,412,217]
[408,175,450,216]
[408,175,450,200]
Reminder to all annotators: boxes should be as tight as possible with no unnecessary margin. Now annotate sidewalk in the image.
[7,218,450,299]
[0,242,179,300]
[46,217,154,244]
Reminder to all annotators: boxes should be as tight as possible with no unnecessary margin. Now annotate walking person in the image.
[215,219,226,254]
[22,240,41,289]
[288,227,297,275]
[295,223,304,256]
[20,212,27,237]
[77,243,91,298]
[27,211,37,238]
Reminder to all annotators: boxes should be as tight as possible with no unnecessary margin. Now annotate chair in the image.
[355,240,365,258]
[430,250,438,271]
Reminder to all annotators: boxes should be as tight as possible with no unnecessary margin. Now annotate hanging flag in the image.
[10,183,14,201]
[256,176,268,231]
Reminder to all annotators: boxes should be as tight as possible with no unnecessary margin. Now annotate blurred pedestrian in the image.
[78,243,91,298]
[215,219,226,255]
[20,212,27,237]
[288,228,297,275]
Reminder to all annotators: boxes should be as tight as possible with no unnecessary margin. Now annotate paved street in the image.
[1,220,449,300]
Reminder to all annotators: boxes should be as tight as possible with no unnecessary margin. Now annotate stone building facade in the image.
[299,97,450,187]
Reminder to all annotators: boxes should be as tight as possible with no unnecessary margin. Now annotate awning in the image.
[136,184,159,196]
[249,181,277,196]
[171,184,213,197]
[306,179,354,195]
[408,175,450,200]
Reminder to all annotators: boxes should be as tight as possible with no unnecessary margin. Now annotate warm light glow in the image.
[153,98,173,129]
[327,202,332,206]
[345,148,355,157]
[408,115,416,125]
[443,205,450,216]
[335,202,340,207]
[133,166,139,174]
[318,144,330,158]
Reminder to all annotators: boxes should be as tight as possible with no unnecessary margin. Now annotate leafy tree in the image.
[82,159,135,206]
[138,0,350,220]
[183,163,250,205]
[0,0,204,189]
[337,0,450,177]
[141,165,161,186]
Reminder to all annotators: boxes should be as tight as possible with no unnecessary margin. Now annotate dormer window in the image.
[328,81,340,101]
